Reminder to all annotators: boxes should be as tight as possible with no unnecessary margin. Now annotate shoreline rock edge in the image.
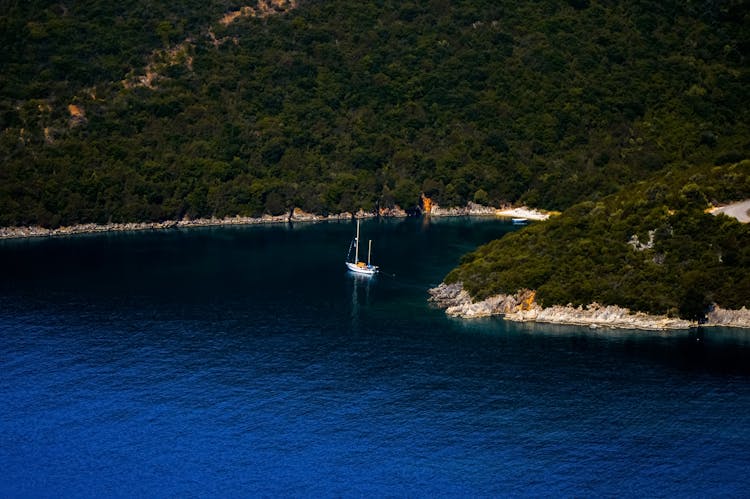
[428,282,750,331]
[0,203,550,240]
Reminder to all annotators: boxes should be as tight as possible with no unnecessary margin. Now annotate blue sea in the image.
[1,218,749,497]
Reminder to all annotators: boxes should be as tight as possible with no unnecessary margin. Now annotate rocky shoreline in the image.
[0,203,551,240]
[0,208,379,240]
[428,282,750,331]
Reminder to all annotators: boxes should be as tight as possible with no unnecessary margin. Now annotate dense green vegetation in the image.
[2,0,749,226]
[446,161,750,319]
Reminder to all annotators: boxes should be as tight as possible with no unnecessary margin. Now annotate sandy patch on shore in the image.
[495,207,552,221]
[709,199,750,223]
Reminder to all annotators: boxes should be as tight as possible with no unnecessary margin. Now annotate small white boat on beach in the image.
[512,218,529,225]
[346,220,379,276]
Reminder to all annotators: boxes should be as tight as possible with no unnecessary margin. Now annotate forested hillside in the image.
[445,160,750,320]
[2,0,748,226]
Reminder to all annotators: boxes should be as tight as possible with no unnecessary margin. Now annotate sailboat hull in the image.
[346,262,378,275]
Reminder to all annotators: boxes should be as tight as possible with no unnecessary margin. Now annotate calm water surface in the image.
[1,218,749,497]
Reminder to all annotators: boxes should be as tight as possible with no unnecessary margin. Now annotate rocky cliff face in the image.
[706,305,750,328]
[428,282,713,330]
[508,303,695,330]
[428,282,537,319]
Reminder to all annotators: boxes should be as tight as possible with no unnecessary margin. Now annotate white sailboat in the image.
[345,219,379,275]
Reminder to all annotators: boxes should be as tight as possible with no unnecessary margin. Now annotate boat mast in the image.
[368,239,372,266]
[355,219,360,263]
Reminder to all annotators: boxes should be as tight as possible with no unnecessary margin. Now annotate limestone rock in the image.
[290,208,320,222]
[429,281,699,330]
[706,305,750,328]
[428,283,537,319]
[429,202,495,217]
[379,205,408,218]
[354,209,376,219]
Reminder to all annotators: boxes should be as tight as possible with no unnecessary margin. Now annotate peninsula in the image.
[430,162,750,330]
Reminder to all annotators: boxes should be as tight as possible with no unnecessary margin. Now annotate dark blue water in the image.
[1,218,749,497]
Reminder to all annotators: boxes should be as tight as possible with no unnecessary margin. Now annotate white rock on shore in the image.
[0,210,355,240]
[428,282,537,319]
[508,303,695,330]
[706,305,750,328]
[429,202,497,217]
[428,281,750,331]
[427,203,552,221]
[378,205,408,218]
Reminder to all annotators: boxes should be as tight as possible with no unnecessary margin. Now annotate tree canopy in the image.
[446,161,750,319]
[1,0,748,226]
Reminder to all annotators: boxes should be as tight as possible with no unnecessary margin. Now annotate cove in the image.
[1,218,749,497]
